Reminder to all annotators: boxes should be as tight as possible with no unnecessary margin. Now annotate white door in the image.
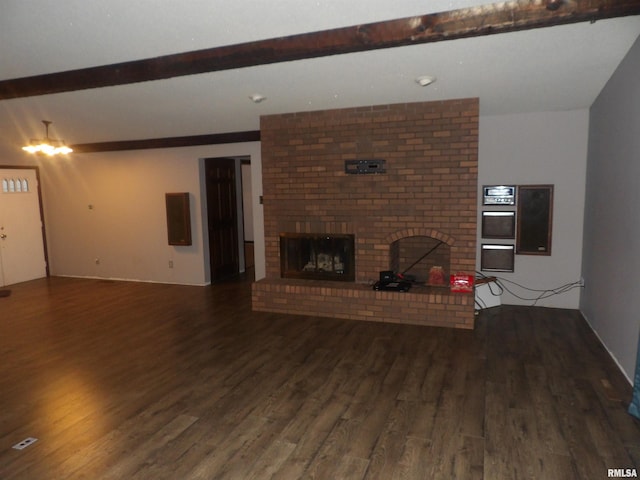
[0,168,47,286]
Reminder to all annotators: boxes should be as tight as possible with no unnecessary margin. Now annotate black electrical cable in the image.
[474,271,503,297]
[475,270,583,306]
[493,276,583,306]
[487,280,504,297]
[497,277,582,296]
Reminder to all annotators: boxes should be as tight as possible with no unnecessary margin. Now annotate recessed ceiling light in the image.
[415,75,436,87]
[249,93,267,103]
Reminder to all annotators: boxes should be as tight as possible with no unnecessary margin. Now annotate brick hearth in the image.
[252,98,478,329]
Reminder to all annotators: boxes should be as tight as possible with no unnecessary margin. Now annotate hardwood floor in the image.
[0,275,638,479]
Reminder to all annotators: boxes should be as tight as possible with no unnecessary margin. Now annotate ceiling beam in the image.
[70,130,261,153]
[1,0,639,100]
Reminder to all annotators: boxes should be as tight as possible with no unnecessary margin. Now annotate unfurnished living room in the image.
[1,1,640,479]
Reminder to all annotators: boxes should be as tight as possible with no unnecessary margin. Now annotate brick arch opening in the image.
[385,228,455,246]
[387,229,454,285]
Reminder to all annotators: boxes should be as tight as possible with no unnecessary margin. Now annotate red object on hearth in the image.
[450,273,474,293]
[428,266,446,285]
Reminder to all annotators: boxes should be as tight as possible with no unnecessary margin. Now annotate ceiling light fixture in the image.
[22,120,73,155]
[415,75,437,87]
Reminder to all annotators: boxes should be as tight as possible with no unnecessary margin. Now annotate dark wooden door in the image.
[205,158,239,281]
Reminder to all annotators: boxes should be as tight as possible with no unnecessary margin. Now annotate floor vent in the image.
[12,437,38,450]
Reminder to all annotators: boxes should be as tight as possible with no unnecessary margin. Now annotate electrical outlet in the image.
[169,260,174,269]
[580,277,585,288]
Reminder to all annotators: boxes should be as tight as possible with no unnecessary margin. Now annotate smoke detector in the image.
[415,76,436,87]
[249,93,267,103]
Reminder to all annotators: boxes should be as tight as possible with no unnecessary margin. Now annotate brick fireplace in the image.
[252,98,478,329]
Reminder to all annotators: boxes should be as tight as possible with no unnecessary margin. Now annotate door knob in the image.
[0,234,6,239]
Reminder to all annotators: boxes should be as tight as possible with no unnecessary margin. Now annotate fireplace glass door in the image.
[280,233,355,281]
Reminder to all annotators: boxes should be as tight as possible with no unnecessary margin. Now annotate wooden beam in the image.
[70,130,260,153]
[1,0,639,100]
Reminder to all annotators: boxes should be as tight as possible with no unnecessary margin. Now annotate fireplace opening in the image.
[280,233,355,282]
[390,236,450,286]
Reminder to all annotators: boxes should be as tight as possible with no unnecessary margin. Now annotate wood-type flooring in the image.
[0,275,638,479]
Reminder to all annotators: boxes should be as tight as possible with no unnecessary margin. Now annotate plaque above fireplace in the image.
[280,233,355,282]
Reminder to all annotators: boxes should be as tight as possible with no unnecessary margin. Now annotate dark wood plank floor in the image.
[0,275,638,479]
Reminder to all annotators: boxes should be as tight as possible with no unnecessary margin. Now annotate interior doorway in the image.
[204,157,253,283]
[0,167,48,286]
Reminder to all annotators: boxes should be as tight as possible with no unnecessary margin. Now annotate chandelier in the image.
[22,120,73,155]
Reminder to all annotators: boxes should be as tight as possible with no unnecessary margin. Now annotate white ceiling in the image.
[1,0,639,147]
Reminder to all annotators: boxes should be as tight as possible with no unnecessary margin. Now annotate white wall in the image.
[2,142,265,285]
[582,35,640,382]
[5,110,589,304]
[478,109,589,309]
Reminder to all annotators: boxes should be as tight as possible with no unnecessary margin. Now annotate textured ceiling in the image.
[1,0,639,147]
